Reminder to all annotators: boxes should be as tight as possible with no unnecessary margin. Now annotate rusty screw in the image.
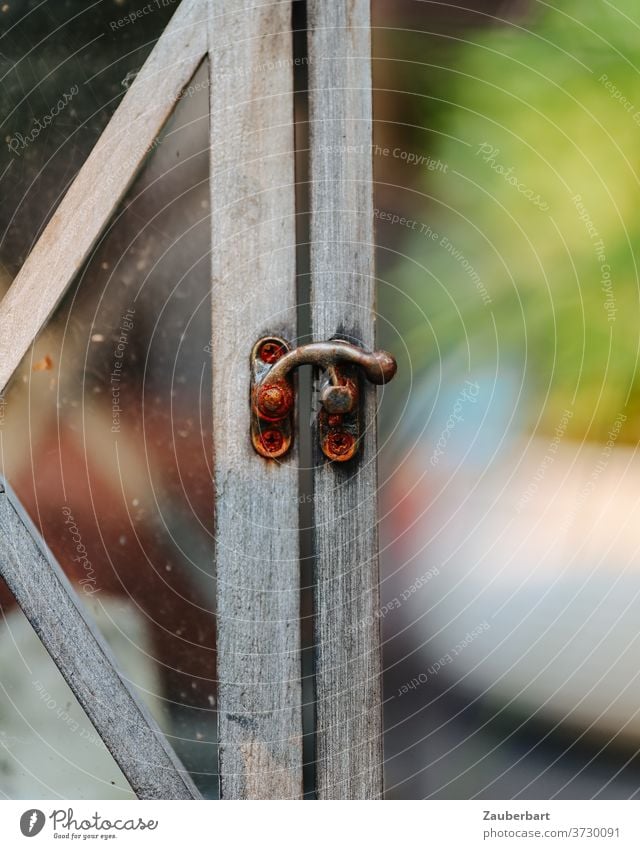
[325,430,356,461]
[256,381,293,419]
[259,428,285,455]
[259,340,286,364]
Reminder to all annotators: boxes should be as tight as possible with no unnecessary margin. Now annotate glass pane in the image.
[0,581,134,799]
[1,59,215,797]
[0,0,182,286]
[374,0,640,798]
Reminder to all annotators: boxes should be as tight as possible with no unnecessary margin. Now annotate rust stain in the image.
[32,355,53,372]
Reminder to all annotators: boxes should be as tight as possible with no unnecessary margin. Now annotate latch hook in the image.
[251,338,397,462]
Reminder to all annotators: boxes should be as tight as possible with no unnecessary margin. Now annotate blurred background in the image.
[1,0,640,799]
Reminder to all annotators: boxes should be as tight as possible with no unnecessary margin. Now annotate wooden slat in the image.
[0,0,207,393]
[307,0,383,799]
[0,480,200,799]
[208,1,302,799]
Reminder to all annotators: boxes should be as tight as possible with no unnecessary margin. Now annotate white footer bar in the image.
[2,799,639,847]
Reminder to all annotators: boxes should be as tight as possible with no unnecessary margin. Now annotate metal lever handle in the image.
[250,337,397,461]
[263,340,397,387]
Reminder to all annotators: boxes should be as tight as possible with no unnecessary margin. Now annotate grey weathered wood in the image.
[208,0,303,799]
[307,0,384,799]
[0,480,200,800]
[0,0,207,392]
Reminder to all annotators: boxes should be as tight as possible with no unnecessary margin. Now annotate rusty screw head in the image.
[320,383,356,415]
[324,430,356,461]
[259,428,285,455]
[256,381,293,419]
[259,340,286,364]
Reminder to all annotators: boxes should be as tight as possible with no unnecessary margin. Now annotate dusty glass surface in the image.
[0,600,136,799]
[0,0,182,293]
[0,18,215,796]
[373,0,640,799]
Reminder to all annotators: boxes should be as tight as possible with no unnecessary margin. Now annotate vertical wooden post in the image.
[307,0,384,798]
[208,1,303,799]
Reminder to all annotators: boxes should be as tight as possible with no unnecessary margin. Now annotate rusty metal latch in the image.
[251,337,397,462]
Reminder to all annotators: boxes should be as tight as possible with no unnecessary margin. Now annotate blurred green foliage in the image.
[388,0,640,443]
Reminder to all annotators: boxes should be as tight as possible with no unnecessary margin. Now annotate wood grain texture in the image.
[307,0,384,799]
[0,480,200,800]
[208,0,302,799]
[0,0,207,393]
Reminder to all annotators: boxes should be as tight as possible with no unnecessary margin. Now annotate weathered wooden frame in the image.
[0,0,383,800]
[208,0,303,799]
[308,0,383,799]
